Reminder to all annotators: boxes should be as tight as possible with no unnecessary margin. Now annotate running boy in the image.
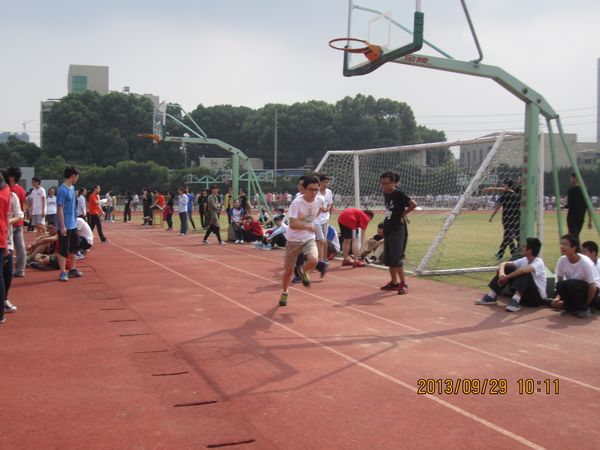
[279,176,326,306]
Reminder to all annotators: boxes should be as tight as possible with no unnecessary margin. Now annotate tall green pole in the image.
[232,153,240,201]
[521,103,540,243]
[545,120,564,237]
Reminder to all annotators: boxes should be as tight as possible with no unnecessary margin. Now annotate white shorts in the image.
[314,222,328,241]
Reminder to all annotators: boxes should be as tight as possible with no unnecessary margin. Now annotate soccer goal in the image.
[315,132,528,275]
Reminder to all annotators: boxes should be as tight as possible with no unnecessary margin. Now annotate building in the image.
[67,65,109,95]
[576,141,600,169]
[459,132,576,172]
[0,132,29,143]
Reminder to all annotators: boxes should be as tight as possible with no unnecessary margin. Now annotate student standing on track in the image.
[489,179,520,260]
[562,173,592,239]
[278,176,327,307]
[186,187,197,231]
[202,185,225,245]
[77,188,87,220]
[88,186,108,243]
[379,171,417,295]
[315,174,334,267]
[56,166,82,282]
[7,167,27,278]
[177,187,188,236]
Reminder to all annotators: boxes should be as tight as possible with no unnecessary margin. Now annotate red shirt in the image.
[243,220,264,237]
[88,192,102,215]
[0,186,12,248]
[10,184,26,227]
[338,208,370,230]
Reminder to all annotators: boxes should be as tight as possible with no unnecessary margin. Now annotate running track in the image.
[2,222,599,449]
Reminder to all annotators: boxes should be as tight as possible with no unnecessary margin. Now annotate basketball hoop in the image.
[329,38,382,62]
[137,133,161,143]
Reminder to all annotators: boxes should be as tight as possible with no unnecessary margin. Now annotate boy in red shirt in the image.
[337,208,374,267]
[242,215,264,243]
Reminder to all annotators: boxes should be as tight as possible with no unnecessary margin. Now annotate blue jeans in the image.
[179,212,188,234]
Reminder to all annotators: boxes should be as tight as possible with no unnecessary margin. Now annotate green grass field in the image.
[161,209,598,291]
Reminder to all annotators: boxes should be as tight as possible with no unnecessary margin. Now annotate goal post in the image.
[315,132,529,275]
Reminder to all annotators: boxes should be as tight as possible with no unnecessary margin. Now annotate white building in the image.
[67,65,109,95]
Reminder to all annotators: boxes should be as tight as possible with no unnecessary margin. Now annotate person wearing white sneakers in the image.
[476,237,547,312]
[202,185,225,245]
[56,167,82,282]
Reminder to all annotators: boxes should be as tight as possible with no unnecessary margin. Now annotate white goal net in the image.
[315,132,527,275]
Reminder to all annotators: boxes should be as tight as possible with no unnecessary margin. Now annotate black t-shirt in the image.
[125,195,132,208]
[383,188,411,234]
[566,186,586,221]
[198,195,208,210]
[497,189,520,227]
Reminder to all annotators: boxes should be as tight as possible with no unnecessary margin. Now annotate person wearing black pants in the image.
[123,191,132,223]
[476,237,547,312]
[202,185,224,245]
[89,213,107,242]
[563,173,592,239]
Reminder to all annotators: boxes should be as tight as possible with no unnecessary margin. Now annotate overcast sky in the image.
[1,0,599,148]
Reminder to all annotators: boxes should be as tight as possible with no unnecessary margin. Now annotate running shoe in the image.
[380,281,399,291]
[278,292,288,307]
[4,300,17,313]
[219,241,226,245]
[202,240,209,245]
[397,282,408,295]
[292,275,302,284]
[263,244,272,251]
[316,260,327,278]
[505,299,521,312]
[58,272,69,282]
[475,294,497,305]
[68,269,83,278]
[302,271,311,288]
[575,308,592,318]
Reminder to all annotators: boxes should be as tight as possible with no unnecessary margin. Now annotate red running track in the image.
[2,221,600,449]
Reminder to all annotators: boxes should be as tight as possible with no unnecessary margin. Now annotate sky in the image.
[1,0,599,148]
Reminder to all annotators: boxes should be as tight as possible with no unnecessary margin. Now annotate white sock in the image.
[512,293,521,303]
[487,290,497,299]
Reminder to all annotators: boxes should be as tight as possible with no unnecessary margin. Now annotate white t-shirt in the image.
[31,186,46,215]
[555,254,600,288]
[513,256,547,299]
[285,195,323,243]
[315,188,333,225]
[76,217,94,245]
[230,207,244,224]
[77,195,87,216]
[46,195,57,215]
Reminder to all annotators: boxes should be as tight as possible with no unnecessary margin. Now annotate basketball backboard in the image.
[346,0,420,70]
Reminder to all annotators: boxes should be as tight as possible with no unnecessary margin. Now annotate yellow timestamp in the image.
[416,378,560,395]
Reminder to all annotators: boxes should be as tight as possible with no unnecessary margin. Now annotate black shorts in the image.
[384,225,408,267]
[339,222,358,240]
[79,238,92,251]
[58,229,80,257]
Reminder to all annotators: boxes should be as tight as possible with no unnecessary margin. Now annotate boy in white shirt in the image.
[476,237,547,312]
[582,240,600,311]
[30,177,46,234]
[552,235,599,318]
[279,176,326,306]
[315,174,334,264]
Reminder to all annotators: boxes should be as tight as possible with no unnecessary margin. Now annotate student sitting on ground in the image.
[582,240,600,311]
[475,237,547,312]
[549,234,599,318]
[242,215,264,243]
[258,214,288,249]
[360,223,385,264]
[229,200,245,243]
[26,222,58,259]
[337,208,375,267]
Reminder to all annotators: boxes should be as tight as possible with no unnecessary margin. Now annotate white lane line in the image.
[108,237,545,450]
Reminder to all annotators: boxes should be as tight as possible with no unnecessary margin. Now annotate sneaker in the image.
[13,272,25,278]
[101,239,110,243]
[219,241,226,246]
[263,244,272,251]
[397,282,408,295]
[575,308,592,318]
[475,294,497,305]
[302,271,311,288]
[75,253,86,261]
[68,269,83,278]
[255,242,263,249]
[0,317,5,324]
[4,300,17,313]
[291,275,302,284]
[278,292,288,307]
[202,240,209,245]
[58,271,69,282]
[234,240,240,244]
[316,260,327,278]
[505,299,521,312]
[380,281,400,291]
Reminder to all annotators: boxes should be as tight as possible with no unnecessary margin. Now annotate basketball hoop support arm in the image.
[386,53,599,239]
